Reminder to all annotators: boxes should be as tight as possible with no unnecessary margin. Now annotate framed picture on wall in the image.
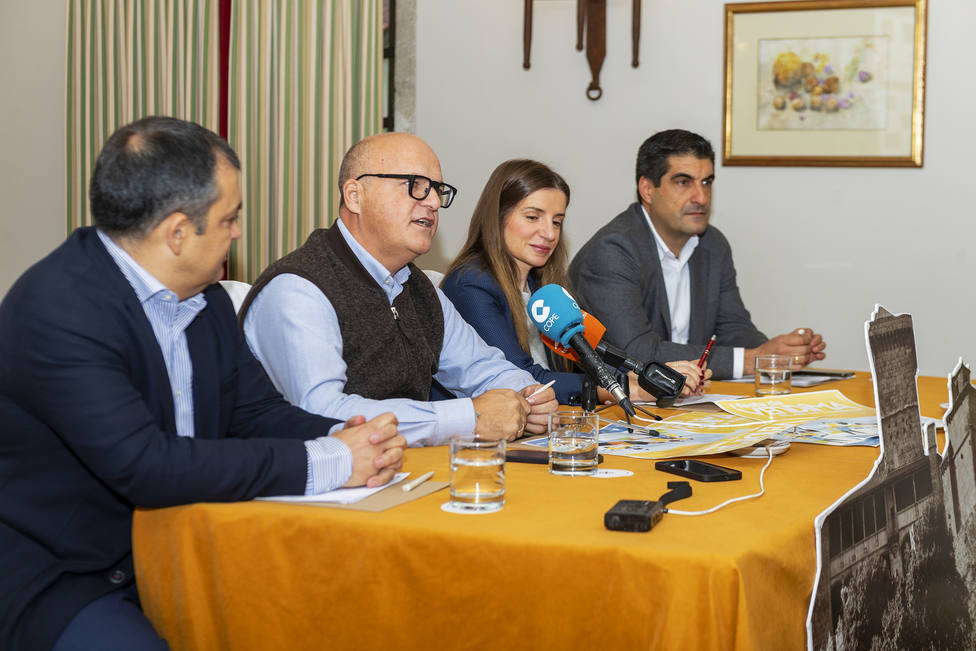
[722,0,927,167]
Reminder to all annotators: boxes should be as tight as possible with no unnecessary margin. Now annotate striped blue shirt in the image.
[97,231,352,493]
[98,231,203,438]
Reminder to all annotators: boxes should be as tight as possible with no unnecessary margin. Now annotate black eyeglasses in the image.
[355,173,457,208]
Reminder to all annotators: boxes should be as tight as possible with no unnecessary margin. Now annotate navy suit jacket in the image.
[0,228,341,650]
[441,263,582,405]
[569,203,767,379]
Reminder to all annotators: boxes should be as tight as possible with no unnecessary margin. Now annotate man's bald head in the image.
[336,133,445,273]
[337,133,440,208]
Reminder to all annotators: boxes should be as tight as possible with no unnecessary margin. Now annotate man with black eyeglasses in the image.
[241,133,558,446]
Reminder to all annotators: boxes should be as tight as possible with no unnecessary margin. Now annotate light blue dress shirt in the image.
[243,219,536,446]
[97,231,350,493]
[98,231,204,438]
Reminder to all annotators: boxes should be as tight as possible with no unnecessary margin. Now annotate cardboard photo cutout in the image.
[806,306,976,650]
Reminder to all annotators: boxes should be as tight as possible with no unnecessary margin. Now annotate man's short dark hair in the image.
[89,116,241,237]
[635,129,714,188]
[337,138,369,209]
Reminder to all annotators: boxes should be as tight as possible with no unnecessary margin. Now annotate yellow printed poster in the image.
[714,390,876,422]
[598,390,886,460]
[599,413,788,460]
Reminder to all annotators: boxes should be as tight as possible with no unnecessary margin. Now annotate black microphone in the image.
[527,284,636,417]
[595,341,686,407]
[566,330,635,417]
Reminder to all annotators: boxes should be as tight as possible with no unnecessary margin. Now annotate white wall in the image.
[0,1,66,297]
[2,1,974,377]
[413,0,976,377]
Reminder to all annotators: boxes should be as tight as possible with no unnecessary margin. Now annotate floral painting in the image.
[757,37,888,131]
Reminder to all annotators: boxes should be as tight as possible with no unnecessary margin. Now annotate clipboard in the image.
[313,479,448,512]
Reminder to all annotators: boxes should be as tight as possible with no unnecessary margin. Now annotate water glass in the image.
[548,411,599,476]
[754,354,792,395]
[449,437,505,512]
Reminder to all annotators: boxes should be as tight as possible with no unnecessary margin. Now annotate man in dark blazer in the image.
[570,129,826,379]
[0,117,404,651]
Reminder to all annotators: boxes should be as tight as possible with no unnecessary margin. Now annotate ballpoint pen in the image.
[697,335,716,369]
[402,470,435,492]
[527,379,556,399]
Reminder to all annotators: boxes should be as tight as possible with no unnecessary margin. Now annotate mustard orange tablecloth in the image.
[132,373,949,650]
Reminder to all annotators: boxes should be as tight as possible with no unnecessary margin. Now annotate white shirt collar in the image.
[96,229,205,309]
[640,205,699,266]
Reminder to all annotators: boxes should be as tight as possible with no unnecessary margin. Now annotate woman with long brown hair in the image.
[441,159,706,405]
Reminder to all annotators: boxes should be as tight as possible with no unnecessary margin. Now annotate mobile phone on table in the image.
[506,449,604,464]
[505,449,548,464]
[654,459,741,482]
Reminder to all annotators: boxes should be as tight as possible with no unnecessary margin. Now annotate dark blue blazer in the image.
[441,263,582,405]
[0,228,341,650]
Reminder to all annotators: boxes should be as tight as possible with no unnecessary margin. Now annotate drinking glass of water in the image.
[449,437,506,512]
[548,411,599,476]
[754,354,792,395]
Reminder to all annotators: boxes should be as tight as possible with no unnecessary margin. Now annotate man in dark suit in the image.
[0,116,405,651]
[570,129,826,379]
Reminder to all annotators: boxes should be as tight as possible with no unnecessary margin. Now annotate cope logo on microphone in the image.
[559,286,580,310]
[530,299,559,333]
[531,300,549,323]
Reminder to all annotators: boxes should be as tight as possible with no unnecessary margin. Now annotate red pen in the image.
[697,334,716,368]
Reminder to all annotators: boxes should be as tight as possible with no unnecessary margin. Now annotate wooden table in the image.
[133,373,949,650]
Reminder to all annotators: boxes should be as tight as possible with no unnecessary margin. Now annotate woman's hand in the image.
[601,362,713,404]
[666,360,712,397]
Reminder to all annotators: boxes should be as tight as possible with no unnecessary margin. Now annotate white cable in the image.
[595,414,658,436]
[666,446,775,516]
[628,412,661,425]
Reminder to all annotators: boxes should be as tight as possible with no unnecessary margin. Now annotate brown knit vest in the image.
[240,225,444,401]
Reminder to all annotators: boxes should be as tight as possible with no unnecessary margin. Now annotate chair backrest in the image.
[423,269,444,287]
[219,280,252,314]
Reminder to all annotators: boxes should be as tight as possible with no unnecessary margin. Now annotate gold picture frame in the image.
[723,0,927,167]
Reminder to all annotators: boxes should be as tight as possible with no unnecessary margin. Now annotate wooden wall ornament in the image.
[576,0,585,51]
[584,0,607,100]
[523,0,641,101]
[631,0,640,67]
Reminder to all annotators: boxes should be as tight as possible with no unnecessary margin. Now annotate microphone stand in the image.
[581,377,661,429]
[592,342,689,418]
[633,404,662,421]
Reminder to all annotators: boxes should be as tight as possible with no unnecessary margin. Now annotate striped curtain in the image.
[228,0,383,281]
[65,0,222,232]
